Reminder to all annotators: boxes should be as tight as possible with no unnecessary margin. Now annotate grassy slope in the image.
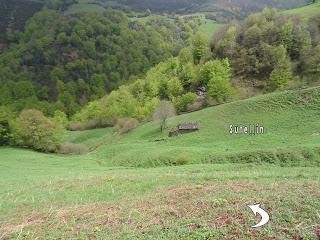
[58,128,116,149]
[67,3,106,14]
[283,1,320,18]
[1,87,320,239]
[92,87,320,167]
[198,19,222,36]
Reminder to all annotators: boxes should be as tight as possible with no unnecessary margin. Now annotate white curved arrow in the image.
[248,204,270,228]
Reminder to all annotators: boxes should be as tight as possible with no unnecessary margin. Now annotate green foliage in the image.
[179,62,197,86]
[301,44,320,82]
[51,110,68,129]
[211,9,320,88]
[12,109,58,152]
[173,92,197,112]
[0,120,10,146]
[191,32,208,64]
[268,54,293,90]
[166,77,184,99]
[200,59,233,101]
[0,8,192,116]
[178,47,193,66]
[73,56,195,124]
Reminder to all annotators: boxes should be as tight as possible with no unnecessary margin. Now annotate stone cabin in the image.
[169,122,199,137]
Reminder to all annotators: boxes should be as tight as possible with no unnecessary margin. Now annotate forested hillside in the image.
[73,9,320,129]
[0,8,197,116]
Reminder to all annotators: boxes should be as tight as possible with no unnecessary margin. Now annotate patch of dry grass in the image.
[1,181,319,239]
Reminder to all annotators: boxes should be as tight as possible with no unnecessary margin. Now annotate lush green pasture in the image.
[198,19,222,36]
[283,2,320,19]
[1,87,320,239]
[0,151,319,239]
[90,87,320,167]
[58,128,116,149]
[67,3,106,14]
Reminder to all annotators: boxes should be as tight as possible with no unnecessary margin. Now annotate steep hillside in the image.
[0,8,195,116]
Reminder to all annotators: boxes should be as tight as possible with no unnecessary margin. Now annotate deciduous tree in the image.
[152,101,176,132]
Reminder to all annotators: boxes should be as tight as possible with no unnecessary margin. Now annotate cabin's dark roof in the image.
[177,122,199,130]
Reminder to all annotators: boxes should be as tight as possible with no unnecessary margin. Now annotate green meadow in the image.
[1,87,320,239]
[284,2,320,19]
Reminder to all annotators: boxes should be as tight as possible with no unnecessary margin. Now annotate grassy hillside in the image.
[67,3,106,14]
[59,86,320,168]
[67,0,309,21]
[198,19,222,36]
[1,87,320,239]
[283,1,320,18]
[88,86,320,167]
[59,128,116,149]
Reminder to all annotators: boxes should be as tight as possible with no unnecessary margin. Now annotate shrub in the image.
[173,92,197,112]
[67,119,115,131]
[0,120,10,146]
[115,118,139,134]
[13,109,58,152]
[200,59,233,102]
[58,142,89,155]
[268,53,293,91]
[66,122,83,131]
[51,110,68,129]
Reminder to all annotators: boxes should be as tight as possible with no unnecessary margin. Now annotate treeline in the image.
[211,9,320,90]
[72,32,233,126]
[0,30,234,153]
[0,8,197,117]
[73,10,320,127]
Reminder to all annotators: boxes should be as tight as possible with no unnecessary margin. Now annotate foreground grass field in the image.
[1,87,320,239]
[0,154,319,239]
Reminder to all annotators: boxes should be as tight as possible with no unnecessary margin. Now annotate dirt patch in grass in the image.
[1,181,319,239]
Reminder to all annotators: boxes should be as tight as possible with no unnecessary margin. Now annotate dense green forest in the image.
[73,9,320,128]
[0,8,197,116]
[211,9,320,88]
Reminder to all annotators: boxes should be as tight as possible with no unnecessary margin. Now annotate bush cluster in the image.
[58,142,89,155]
[115,118,139,134]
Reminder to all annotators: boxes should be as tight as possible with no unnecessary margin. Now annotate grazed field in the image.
[1,87,320,239]
[0,161,319,239]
